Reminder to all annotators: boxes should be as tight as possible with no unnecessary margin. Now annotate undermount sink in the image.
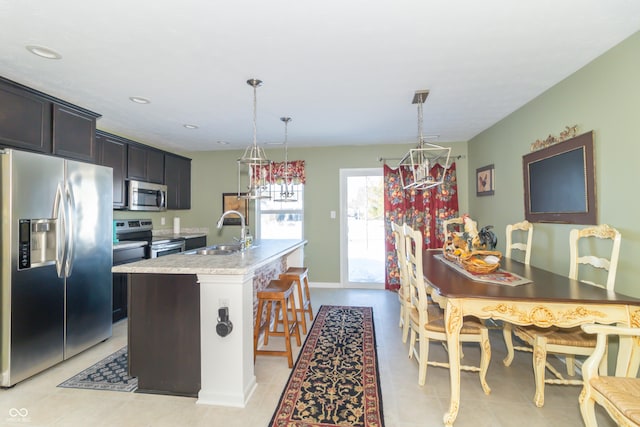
[184,243,243,256]
[195,248,235,255]
[214,244,243,251]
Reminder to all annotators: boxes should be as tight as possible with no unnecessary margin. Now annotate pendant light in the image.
[398,90,451,190]
[238,78,272,199]
[273,116,298,202]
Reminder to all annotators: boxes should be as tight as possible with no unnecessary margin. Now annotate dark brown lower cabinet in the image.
[112,273,128,323]
[128,274,200,397]
[184,236,206,251]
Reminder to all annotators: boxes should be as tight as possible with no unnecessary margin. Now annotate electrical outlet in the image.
[219,298,230,308]
[160,217,166,225]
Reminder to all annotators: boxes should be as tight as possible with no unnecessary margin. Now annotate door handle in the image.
[64,183,76,278]
[52,182,67,278]
[158,190,165,209]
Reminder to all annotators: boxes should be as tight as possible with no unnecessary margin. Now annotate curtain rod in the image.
[377,154,465,162]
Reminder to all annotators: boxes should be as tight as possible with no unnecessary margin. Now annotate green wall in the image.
[116,142,467,284]
[467,31,640,298]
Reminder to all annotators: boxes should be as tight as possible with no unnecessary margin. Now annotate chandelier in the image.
[398,90,451,190]
[273,116,298,202]
[237,78,272,200]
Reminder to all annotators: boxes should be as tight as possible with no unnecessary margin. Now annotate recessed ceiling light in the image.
[265,141,284,146]
[216,140,230,145]
[129,96,150,104]
[183,124,199,129]
[26,45,62,60]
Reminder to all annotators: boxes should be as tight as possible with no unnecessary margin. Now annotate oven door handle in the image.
[152,241,185,251]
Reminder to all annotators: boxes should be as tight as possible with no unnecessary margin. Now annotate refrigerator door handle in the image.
[64,183,75,278]
[52,182,68,278]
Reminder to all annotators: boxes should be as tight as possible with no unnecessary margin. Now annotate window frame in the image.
[256,183,304,240]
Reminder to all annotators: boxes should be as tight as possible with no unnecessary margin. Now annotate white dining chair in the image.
[505,220,534,265]
[579,323,640,427]
[404,224,491,392]
[507,224,622,407]
[391,222,411,343]
[502,220,534,366]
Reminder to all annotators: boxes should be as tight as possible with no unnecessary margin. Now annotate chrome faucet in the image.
[217,210,246,250]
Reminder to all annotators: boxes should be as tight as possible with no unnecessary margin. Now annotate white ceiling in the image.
[1,0,639,153]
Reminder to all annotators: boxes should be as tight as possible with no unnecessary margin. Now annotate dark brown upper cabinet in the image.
[164,153,191,210]
[0,76,100,162]
[96,131,128,209]
[52,104,99,162]
[127,143,165,184]
[0,79,52,153]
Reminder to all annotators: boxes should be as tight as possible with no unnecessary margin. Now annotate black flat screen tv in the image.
[522,131,596,224]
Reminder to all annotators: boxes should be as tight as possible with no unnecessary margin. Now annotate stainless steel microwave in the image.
[127,180,167,211]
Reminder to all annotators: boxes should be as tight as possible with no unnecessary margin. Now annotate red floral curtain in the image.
[271,160,305,184]
[254,160,305,184]
[383,162,459,290]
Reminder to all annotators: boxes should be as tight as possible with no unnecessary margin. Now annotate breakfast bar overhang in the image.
[112,239,307,407]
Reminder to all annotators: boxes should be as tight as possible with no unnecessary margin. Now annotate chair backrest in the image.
[505,220,534,265]
[569,224,621,291]
[443,217,464,245]
[391,222,409,292]
[403,224,431,322]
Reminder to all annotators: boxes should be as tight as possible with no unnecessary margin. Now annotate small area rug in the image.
[269,305,384,427]
[58,347,138,392]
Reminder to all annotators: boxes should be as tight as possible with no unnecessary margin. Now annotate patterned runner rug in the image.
[269,305,384,427]
[58,347,138,392]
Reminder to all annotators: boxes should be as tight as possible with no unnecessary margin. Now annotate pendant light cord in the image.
[252,84,258,148]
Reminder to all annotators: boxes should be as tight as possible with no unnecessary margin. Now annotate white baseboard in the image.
[309,282,342,289]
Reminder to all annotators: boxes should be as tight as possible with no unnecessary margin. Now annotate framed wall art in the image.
[476,164,495,196]
[222,193,249,226]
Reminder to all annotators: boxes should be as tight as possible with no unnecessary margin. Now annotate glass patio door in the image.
[339,168,385,288]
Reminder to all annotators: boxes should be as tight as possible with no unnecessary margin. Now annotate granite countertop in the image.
[112,239,306,275]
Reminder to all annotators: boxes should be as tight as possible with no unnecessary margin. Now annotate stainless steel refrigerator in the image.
[1,148,113,387]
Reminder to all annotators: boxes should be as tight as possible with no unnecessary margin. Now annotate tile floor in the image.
[0,288,616,426]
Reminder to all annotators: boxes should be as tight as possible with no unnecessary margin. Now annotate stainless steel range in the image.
[115,219,185,258]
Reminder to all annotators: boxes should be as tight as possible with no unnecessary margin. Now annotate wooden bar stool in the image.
[279,267,313,335]
[253,278,301,368]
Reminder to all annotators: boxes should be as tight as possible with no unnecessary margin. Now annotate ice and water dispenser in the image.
[18,218,57,269]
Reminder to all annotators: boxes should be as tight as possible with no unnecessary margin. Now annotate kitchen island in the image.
[112,239,306,407]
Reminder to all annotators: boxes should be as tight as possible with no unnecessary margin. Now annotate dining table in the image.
[421,249,640,426]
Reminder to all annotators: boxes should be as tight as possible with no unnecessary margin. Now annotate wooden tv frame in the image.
[522,131,596,224]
